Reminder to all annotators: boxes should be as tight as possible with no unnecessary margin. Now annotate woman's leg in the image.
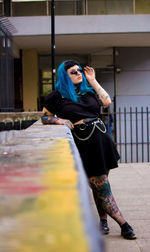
[89,175,136,239]
[92,189,109,234]
[92,189,107,219]
[89,175,126,226]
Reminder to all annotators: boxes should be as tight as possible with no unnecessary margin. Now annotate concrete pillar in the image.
[22,49,38,111]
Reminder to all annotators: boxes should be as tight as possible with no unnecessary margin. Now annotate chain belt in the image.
[72,118,106,141]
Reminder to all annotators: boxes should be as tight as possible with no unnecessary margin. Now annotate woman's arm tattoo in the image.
[97,87,110,104]
[41,112,59,125]
[105,95,110,100]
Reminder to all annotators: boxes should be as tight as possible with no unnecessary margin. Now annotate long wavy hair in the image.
[55,61,94,102]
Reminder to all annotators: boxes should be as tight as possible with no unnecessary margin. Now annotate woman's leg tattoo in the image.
[89,175,126,225]
[92,189,107,220]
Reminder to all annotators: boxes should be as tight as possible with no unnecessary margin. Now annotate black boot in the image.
[101,219,110,235]
[121,222,136,240]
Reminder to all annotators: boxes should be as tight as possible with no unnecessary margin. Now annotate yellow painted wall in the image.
[22,49,38,111]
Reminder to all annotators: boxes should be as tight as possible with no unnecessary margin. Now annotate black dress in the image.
[44,90,120,178]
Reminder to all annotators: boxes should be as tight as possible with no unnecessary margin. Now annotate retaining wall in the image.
[0,119,104,252]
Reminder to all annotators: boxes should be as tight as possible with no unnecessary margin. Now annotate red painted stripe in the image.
[0,185,48,195]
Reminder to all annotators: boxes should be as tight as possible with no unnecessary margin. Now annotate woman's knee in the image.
[89,175,111,195]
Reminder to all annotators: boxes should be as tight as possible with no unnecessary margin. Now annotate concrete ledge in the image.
[0,130,22,144]
[0,120,104,252]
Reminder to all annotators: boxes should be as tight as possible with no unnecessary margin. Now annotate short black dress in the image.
[44,90,120,178]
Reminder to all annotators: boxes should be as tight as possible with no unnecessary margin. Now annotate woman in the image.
[41,60,136,239]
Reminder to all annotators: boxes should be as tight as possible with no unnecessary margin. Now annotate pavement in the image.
[92,162,150,252]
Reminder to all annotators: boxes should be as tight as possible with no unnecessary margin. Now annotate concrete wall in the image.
[0,121,104,251]
[116,47,150,109]
[91,47,150,112]
[22,49,39,111]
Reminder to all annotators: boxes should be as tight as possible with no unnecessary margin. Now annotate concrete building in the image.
[0,0,150,112]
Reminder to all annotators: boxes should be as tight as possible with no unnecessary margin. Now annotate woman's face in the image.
[67,65,83,85]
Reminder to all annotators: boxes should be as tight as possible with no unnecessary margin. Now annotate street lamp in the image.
[51,0,55,90]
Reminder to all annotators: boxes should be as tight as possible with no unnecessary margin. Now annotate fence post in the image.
[146,107,150,162]
[130,107,133,163]
[118,107,122,162]
[141,107,144,162]
[135,107,138,162]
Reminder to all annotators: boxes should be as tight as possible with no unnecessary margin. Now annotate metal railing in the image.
[102,107,150,163]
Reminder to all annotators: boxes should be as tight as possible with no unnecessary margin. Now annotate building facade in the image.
[0,0,150,112]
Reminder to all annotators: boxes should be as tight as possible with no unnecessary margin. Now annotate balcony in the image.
[1,0,150,17]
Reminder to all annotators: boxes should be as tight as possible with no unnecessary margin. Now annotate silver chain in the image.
[72,119,106,141]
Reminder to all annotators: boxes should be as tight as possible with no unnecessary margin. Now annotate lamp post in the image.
[113,47,117,145]
[51,0,55,90]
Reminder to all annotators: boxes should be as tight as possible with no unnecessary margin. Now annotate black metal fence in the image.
[102,107,150,163]
[0,112,42,131]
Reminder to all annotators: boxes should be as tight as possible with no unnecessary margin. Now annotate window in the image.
[135,0,150,14]
[106,0,133,14]
[54,0,83,15]
[12,0,47,16]
[11,0,83,16]
[6,0,150,16]
[40,70,52,96]
[38,69,52,110]
[87,0,133,15]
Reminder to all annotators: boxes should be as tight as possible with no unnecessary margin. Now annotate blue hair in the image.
[55,61,94,102]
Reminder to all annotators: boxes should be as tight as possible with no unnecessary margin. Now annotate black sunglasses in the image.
[70,69,83,75]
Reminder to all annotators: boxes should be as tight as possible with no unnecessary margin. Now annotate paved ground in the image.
[92,163,150,252]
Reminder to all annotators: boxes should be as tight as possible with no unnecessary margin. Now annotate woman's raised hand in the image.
[84,66,96,84]
[83,67,111,106]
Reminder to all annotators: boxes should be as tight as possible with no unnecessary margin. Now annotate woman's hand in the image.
[84,66,96,85]
[56,119,74,129]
